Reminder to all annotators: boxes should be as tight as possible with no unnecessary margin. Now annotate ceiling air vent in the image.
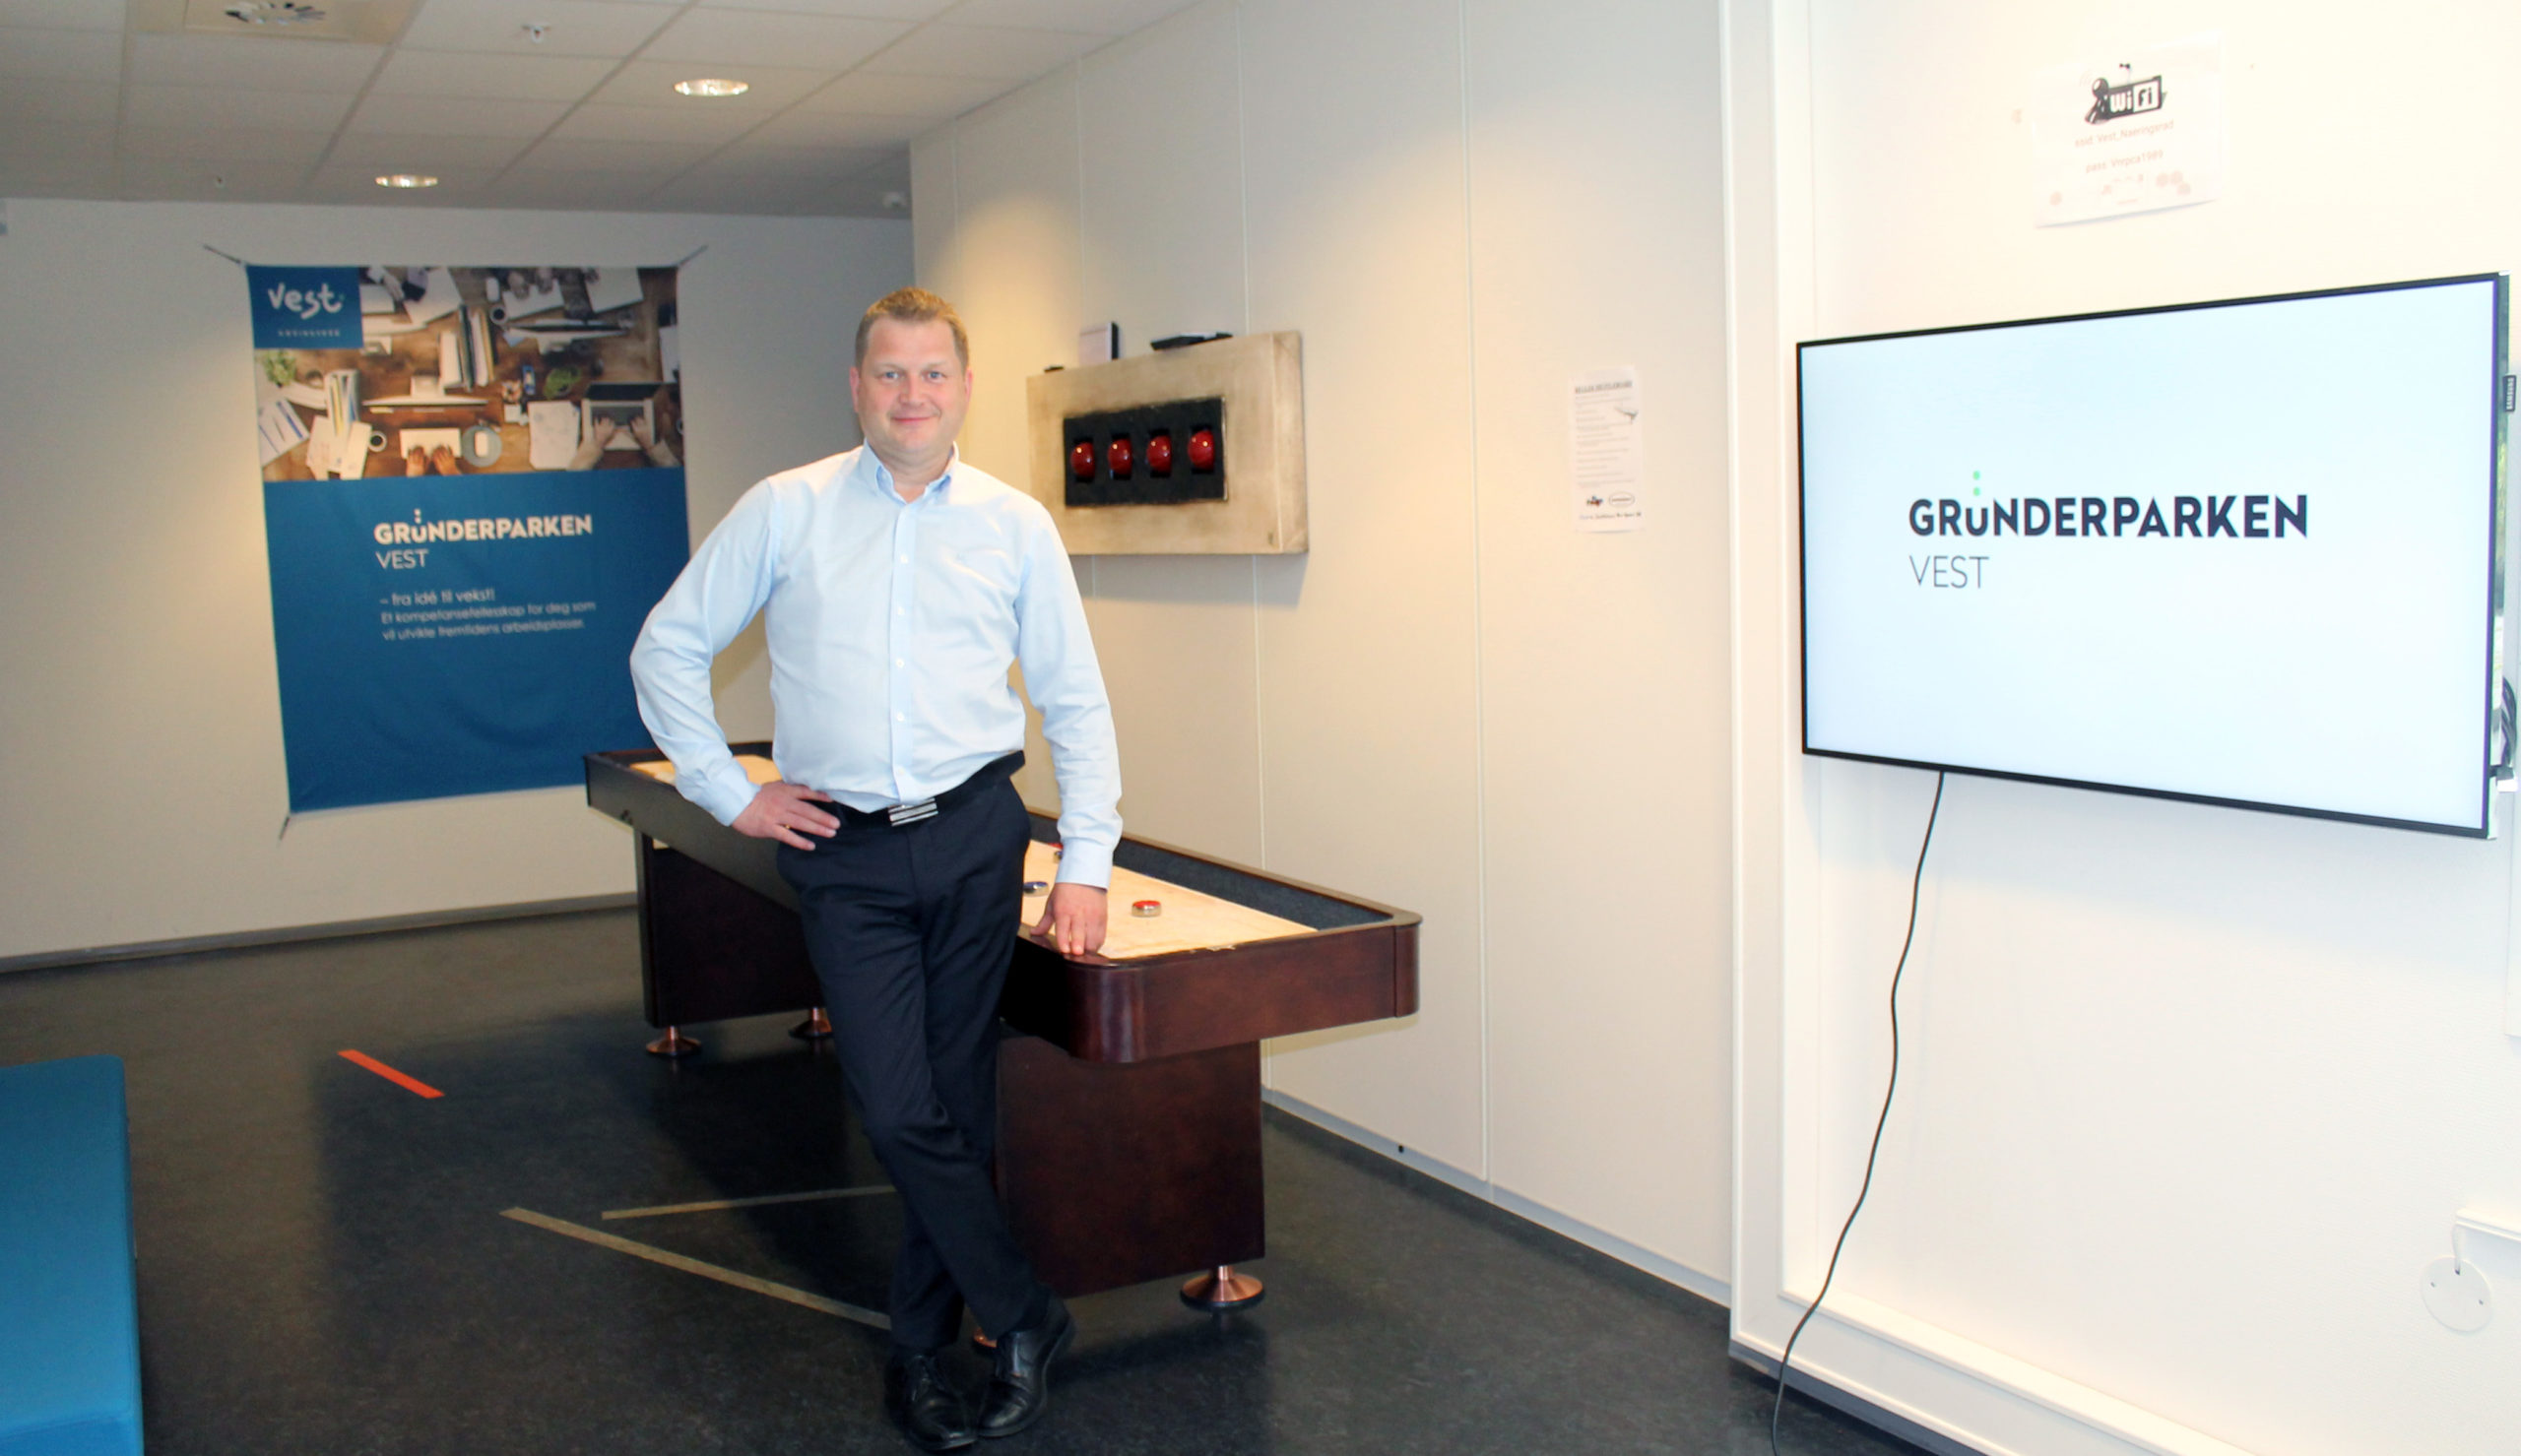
[129,0,417,43]
[221,2,328,26]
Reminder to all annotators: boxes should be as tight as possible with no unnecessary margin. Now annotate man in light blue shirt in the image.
[628,288,1114,1451]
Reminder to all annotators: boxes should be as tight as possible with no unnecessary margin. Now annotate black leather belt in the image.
[832,751,1024,829]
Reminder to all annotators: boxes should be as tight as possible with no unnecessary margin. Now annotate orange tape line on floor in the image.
[338,1049,444,1099]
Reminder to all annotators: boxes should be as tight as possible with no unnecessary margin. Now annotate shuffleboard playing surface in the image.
[630,754,782,786]
[615,758,1315,961]
[1018,842,1309,961]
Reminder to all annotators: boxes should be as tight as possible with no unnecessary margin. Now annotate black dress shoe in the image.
[884,1348,976,1452]
[977,1296,1074,1439]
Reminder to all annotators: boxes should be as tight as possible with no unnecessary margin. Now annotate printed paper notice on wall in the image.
[1570,366,1643,533]
[2030,34,2224,227]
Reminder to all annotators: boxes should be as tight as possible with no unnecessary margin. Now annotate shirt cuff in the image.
[686,759,761,827]
[1053,840,1114,890]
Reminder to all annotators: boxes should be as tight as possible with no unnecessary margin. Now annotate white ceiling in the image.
[0,0,1196,217]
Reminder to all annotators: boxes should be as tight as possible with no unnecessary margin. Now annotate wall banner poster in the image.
[247,264,691,812]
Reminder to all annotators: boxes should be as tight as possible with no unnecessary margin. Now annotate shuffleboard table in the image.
[584,744,1420,1310]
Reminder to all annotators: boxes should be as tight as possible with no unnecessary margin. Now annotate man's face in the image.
[850,317,971,475]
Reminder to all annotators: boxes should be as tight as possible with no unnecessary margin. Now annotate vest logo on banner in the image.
[247,265,363,348]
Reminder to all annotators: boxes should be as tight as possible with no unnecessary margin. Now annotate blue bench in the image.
[0,1055,142,1456]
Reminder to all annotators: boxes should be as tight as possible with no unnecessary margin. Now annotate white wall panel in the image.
[1735,3,2521,1452]
[909,126,958,300]
[917,0,1740,1287]
[1073,4,1265,864]
[0,199,910,961]
[1078,556,1266,861]
[1463,0,1732,1283]
[1235,0,1487,1175]
[942,73,1083,487]
[1077,2,1247,357]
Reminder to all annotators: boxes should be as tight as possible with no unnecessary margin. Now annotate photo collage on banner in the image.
[249,264,691,812]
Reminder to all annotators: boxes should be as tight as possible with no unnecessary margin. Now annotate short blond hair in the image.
[857,286,969,367]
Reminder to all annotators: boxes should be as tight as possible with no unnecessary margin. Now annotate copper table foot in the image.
[789,1006,834,1041]
[645,1026,700,1057]
[1180,1265,1264,1311]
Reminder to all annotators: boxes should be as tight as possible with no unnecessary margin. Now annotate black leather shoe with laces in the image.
[976,1296,1074,1439]
[884,1348,976,1452]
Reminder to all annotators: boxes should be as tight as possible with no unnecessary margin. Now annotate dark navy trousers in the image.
[775,757,1049,1352]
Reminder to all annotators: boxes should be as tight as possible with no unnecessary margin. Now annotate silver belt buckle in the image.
[886,797,938,827]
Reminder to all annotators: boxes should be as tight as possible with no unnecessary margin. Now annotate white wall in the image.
[0,198,910,963]
[1731,3,2521,1454]
[913,0,1737,1295]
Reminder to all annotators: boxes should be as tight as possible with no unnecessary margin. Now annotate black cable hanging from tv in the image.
[1770,771,1945,1456]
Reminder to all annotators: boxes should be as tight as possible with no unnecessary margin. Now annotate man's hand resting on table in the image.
[733,781,839,850]
[1035,883,1107,958]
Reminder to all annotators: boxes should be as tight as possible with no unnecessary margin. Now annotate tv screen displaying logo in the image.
[1798,275,2507,835]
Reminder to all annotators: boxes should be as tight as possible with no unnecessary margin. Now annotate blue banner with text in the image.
[264,469,688,810]
[249,264,689,811]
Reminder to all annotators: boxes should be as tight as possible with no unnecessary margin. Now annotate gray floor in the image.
[0,909,1922,1455]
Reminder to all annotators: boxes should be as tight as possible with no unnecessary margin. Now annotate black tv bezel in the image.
[1795,273,2510,839]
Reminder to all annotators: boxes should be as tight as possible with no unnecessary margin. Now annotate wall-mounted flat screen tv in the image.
[1799,275,2508,836]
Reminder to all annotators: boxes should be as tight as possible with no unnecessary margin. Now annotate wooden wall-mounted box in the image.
[1023,332,1306,554]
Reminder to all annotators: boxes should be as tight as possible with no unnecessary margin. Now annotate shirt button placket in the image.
[889,504,916,802]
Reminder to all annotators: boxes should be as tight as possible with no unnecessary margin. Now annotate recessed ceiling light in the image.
[375,173,439,189]
[675,78,750,97]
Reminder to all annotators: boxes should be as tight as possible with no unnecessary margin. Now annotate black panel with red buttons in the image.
[1064,397,1225,507]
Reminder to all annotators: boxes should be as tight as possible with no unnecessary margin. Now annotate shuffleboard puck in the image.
[1131,899,1162,918]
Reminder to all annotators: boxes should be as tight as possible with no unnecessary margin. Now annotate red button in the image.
[1107,436,1133,477]
[1187,427,1217,472]
[1068,439,1095,480]
[1144,431,1173,475]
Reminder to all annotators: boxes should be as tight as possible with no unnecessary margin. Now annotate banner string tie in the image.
[208,246,700,272]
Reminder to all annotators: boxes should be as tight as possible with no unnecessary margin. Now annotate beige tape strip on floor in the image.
[600,1185,896,1221]
[501,1206,889,1330]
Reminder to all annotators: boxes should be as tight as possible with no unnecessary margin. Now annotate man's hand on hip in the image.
[734,781,839,849]
[1036,883,1107,958]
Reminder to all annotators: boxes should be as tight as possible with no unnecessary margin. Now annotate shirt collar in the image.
[861,445,958,504]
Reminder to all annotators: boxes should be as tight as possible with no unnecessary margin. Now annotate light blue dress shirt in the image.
[628,445,1122,888]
